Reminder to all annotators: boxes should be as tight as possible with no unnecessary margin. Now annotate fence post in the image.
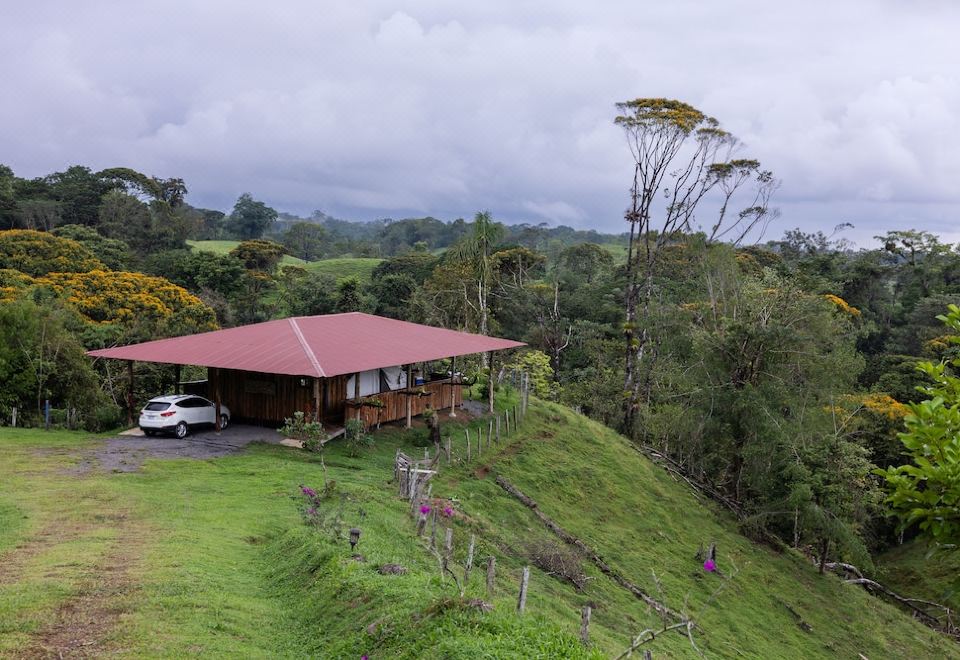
[580,605,592,645]
[465,534,475,583]
[477,427,482,458]
[488,419,493,448]
[445,436,452,464]
[496,415,500,443]
[505,409,510,434]
[466,430,471,461]
[486,556,496,597]
[443,527,454,573]
[11,406,16,428]
[517,566,530,613]
[44,399,50,431]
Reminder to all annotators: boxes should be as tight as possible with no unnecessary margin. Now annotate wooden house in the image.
[87,312,525,433]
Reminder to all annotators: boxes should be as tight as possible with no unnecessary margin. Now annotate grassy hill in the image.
[0,399,957,657]
[878,540,960,612]
[187,240,382,282]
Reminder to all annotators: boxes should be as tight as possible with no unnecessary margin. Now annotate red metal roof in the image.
[86,312,526,377]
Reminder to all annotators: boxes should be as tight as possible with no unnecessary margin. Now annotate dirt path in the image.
[15,511,147,659]
[0,520,94,587]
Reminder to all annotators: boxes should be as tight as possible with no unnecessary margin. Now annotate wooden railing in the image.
[345,378,463,429]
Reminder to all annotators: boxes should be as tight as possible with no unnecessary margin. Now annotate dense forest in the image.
[1,101,958,638]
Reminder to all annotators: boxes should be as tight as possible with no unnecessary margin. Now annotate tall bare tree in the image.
[615,98,776,433]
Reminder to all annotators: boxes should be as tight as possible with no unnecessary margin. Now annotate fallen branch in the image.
[634,444,743,518]
[844,578,947,628]
[819,561,957,637]
[495,475,685,622]
[614,620,698,660]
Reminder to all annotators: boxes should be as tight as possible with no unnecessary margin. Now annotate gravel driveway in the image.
[76,424,289,473]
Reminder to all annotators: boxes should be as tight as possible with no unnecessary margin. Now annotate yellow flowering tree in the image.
[0,229,105,276]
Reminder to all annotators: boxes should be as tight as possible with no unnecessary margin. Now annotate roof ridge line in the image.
[288,317,325,377]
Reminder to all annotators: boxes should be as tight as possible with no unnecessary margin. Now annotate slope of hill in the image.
[0,400,956,657]
[879,540,960,612]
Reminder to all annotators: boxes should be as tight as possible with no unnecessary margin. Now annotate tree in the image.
[226,193,277,239]
[52,224,131,270]
[877,304,960,550]
[614,98,776,433]
[279,269,338,317]
[230,239,287,274]
[0,230,105,276]
[450,211,505,339]
[335,277,366,312]
[0,299,101,416]
[98,190,154,253]
[281,222,327,261]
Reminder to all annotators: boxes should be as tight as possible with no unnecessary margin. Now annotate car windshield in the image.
[143,402,171,411]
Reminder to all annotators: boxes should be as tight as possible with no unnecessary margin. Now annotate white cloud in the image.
[0,0,958,242]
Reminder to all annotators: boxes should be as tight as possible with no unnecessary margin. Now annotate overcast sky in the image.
[2,1,958,244]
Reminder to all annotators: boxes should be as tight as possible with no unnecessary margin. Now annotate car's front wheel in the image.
[175,421,189,439]
[219,414,229,430]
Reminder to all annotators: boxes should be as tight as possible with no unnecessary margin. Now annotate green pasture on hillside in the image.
[0,397,955,658]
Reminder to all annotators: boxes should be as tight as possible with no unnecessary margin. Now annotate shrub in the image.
[524,540,587,591]
[343,418,374,457]
[0,229,105,276]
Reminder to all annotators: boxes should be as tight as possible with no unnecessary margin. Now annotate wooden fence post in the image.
[444,527,454,572]
[488,419,493,448]
[465,534,475,583]
[466,430,471,461]
[486,556,496,597]
[517,566,530,613]
[496,415,500,443]
[10,407,16,428]
[505,409,511,434]
[580,605,591,645]
[445,436,452,464]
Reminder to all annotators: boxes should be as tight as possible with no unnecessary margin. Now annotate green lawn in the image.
[0,398,956,658]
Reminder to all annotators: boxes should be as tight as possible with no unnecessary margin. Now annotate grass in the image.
[0,400,957,658]
[878,540,960,611]
[187,240,383,282]
[302,257,382,282]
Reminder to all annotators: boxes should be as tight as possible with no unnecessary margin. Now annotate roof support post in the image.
[213,367,222,432]
[448,356,457,418]
[488,351,495,414]
[126,361,135,428]
[314,378,323,424]
[174,364,181,395]
[406,364,413,429]
[354,371,361,421]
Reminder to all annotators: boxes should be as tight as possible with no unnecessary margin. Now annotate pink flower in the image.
[361,656,368,660]
[419,505,431,515]
[301,486,317,498]
[703,559,716,572]
[442,506,454,517]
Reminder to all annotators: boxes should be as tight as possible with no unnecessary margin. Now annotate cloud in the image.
[1,0,958,242]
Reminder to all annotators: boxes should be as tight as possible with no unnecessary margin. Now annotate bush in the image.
[0,229,105,276]
[343,419,374,457]
[524,540,587,591]
[84,403,124,432]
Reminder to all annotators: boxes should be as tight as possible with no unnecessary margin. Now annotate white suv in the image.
[139,395,231,438]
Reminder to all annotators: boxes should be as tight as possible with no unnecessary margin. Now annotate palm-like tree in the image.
[451,211,504,339]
